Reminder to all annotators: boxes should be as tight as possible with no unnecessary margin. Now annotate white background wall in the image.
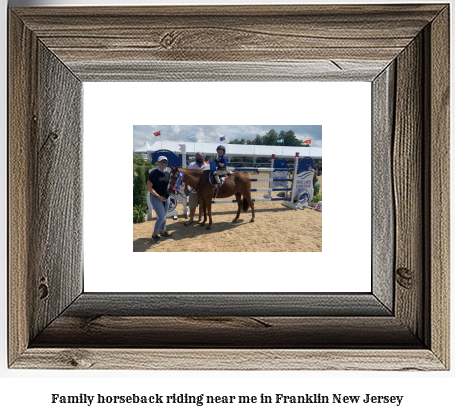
[1,1,453,414]
[84,82,371,293]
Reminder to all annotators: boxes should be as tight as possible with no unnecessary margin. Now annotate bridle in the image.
[167,168,186,197]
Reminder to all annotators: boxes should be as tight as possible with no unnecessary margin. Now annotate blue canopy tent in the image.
[151,149,182,167]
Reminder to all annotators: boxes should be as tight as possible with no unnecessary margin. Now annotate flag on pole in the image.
[220,136,225,141]
[252,140,255,144]
[277,138,283,144]
[303,139,312,145]
[188,134,195,140]
[154,131,161,137]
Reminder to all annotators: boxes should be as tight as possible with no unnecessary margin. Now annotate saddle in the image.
[208,173,227,187]
[209,172,230,199]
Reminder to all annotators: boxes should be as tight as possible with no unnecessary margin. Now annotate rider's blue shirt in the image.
[216,155,227,170]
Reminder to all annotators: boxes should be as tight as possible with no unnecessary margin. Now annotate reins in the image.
[180,168,205,192]
[169,168,204,197]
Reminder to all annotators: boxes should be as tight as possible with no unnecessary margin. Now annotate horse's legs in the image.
[206,198,213,230]
[244,192,255,222]
[199,200,207,225]
[233,193,242,222]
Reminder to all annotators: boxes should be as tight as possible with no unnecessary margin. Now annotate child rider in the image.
[212,145,227,187]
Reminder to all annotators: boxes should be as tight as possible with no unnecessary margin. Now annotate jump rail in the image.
[230,167,294,172]
[212,197,291,203]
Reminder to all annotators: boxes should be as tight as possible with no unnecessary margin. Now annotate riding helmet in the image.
[216,145,226,154]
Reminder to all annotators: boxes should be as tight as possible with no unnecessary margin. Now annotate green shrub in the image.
[133,154,145,165]
[133,205,147,223]
[311,193,322,203]
[133,166,147,208]
[143,166,151,183]
[313,171,319,192]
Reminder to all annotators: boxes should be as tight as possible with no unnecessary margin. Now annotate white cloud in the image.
[133,125,322,149]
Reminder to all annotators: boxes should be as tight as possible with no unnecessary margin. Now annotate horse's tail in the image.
[242,197,249,212]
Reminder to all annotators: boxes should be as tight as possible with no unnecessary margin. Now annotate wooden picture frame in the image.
[9,4,449,370]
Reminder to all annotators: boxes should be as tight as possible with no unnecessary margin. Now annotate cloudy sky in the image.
[133,125,322,150]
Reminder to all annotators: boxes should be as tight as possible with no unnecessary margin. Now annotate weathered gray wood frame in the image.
[8,5,449,370]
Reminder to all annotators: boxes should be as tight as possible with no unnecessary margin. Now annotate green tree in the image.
[247,134,263,145]
[262,129,279,146]
[253,134,263,145]
[284,130,301,146]
[133,166,147,208]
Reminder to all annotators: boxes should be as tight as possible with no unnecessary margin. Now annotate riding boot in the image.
[213,187,219,199]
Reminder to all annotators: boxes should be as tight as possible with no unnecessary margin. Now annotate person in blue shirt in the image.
[212,145,227,187]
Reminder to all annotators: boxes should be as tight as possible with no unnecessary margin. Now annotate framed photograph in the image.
[9,4,449,370]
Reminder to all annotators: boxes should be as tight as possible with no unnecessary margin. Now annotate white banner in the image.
[166,182,187,217]
[271,170,288,188]
[292,171,314,204]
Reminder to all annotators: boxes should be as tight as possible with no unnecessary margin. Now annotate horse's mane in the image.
[177,167,211,188]
[180,167,208,178]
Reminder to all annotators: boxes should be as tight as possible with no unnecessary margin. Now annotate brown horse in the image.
[168,166,255,229]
